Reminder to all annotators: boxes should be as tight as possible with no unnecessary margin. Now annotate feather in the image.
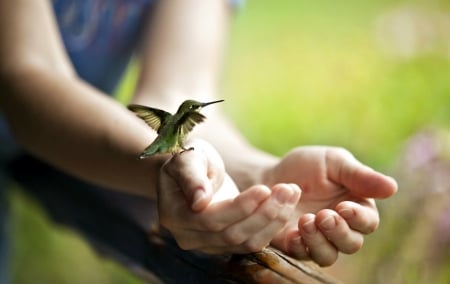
[179,111,206,137]
[128,104,171,133]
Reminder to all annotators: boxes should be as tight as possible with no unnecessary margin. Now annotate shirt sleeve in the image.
[229,0,245,10]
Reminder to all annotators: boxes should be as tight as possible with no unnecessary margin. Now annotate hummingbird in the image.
[128,99,224,159]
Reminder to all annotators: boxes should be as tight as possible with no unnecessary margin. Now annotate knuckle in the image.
[325,147,353,164]
[332,146,351,157]
[276,209,291,223]
[223,228,246,246]
[200,217,223,232]
[261,205,279,221]
[236,197,256,216]
[244,239,266,253]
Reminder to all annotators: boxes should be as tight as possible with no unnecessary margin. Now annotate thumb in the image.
[327,149,398,199]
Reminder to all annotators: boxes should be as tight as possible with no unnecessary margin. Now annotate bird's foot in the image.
[180,147,195,154]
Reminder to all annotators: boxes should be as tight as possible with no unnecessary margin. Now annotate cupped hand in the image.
[264,146,398,266]
[157,139,301,254]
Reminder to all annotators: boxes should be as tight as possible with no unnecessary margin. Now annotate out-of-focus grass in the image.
[9,0,450,283]
[222,0,450,170]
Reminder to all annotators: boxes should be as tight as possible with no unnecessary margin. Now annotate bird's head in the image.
[178,99,224,113]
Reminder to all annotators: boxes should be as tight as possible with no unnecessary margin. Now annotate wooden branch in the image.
[9,154,343,284]
[224,247,343,284]
[145,228,343,284]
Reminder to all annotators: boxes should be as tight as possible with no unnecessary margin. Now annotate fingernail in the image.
[320,215,337,230]
[338,208,354,220]
[302,219,317,234]
[275,186,293,204]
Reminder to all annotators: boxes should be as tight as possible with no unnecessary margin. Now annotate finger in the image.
[163,153,209,207]
[336,200,379,234]
[299,214,338,267]
[158,167,191,232]
[190,184,272,232]
[159,186,271,251]
[239,184,302,252]
[326,148,398,199]
[284,231,310,260]
[166,184,271,232]
[316,209,364,255]
[163,142,225,211]
[169,184,285,252]
[187,184,300,252]
[203,184,300,249]
[210,174,240,204]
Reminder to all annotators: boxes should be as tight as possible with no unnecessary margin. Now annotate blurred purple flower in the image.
[399,128,450,194]
[436,205,450,246]
[403,129,439,170]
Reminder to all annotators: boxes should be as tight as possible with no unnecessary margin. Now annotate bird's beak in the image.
[201,99,225,107]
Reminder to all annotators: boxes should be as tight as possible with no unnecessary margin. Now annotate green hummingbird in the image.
[128,99,224,159]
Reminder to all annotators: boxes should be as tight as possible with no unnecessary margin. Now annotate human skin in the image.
[0,0,397,266]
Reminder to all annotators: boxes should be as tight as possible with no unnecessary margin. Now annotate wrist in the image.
[225,147,279,191]
[137,154,170,199]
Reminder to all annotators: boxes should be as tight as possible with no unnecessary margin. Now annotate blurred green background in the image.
[7,0,450,283]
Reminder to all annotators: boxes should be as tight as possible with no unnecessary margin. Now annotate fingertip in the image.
[271,183,302,204]
[371,173,399,199]
[289,183,302,200]
[253,185,272,201]
[315,209,339,231]
[336,200,380,234]
[385,175,398,194]
[336,202,356,220]
[346,168,398,199]
[299,213,316,228]
[287,234,310,260]
[298,212,339,266]
[315,208,337,219]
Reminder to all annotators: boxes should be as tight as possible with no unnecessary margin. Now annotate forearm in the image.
[194,113,279,190]
[0,0,170,199]
[133,0,278,190]
[133,0,229,107]
[0,65,166,199]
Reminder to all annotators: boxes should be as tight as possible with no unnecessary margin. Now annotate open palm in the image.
[264,146,397,266]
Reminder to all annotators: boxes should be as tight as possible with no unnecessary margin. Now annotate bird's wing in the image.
[127,104,171,133]
[179,111,206,137]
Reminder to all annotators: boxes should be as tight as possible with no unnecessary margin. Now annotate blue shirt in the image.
[0,0,156,167]
[0,0,243,175]
[53,0,155,94]
[0,1,243,276]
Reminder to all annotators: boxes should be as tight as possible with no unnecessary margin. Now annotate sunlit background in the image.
[7,0,450,283]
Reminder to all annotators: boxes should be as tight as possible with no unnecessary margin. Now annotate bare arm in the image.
[131,0,397,263]
[0,0,165,198]
[133,0,278,191]
[0,0,299,259]
[0,0,271,199]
